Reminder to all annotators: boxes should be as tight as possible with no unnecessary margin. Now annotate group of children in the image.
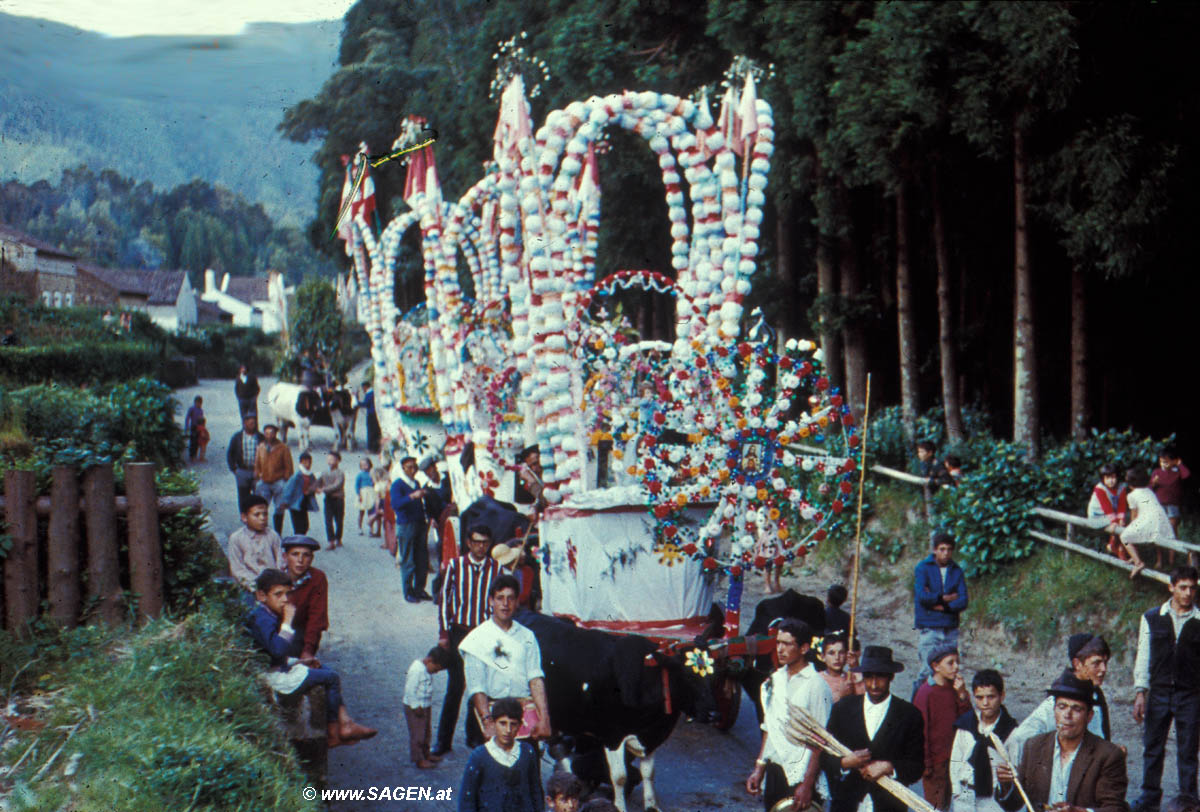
[1088,446,1190,575]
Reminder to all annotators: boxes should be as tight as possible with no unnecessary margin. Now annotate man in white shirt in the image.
[746,618,834,811]
[459,574,552,740]
[1007,634,1113,758]
[1131,566,1200,812]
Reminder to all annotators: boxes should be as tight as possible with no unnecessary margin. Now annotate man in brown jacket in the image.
[996,672,1129,812]
[254,423,293,534]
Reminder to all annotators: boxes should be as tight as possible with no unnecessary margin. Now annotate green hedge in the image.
[0,341,161,385]
[0,377,184,475]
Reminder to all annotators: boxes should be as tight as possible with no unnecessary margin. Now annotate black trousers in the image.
[1140,688,1200,804]
[290,509,309,535]
[412,520,429,593]
[435,624,484,751]
[324,496,344,543]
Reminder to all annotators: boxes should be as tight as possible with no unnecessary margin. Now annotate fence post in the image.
[3,469,39,634]
[125,462,164,622]
[83,463,124,625]
[47,466,81,627]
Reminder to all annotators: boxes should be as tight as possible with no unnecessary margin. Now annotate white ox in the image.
[264,382,354,452]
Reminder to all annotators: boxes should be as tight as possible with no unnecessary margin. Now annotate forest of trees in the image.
[283,0,1200,458]
[0,167,338,282]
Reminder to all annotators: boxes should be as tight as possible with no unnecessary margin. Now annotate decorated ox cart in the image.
[339,43,863,807]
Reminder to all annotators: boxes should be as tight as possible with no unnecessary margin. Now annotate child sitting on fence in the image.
[1087,463,1129,560]
[1151,445,1190,560]
[245,568,377,748]
[1122,466,1172,577]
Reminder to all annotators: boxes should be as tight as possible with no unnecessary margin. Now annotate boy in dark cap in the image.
[1007,633,1113,758]
[823,646,925,812]
[914,646,970,810]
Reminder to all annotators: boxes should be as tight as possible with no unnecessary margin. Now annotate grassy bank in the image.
[0,593,319,812]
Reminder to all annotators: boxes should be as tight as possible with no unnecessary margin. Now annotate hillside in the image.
[0,13,340,227]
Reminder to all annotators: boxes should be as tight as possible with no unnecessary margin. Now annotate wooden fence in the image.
[792,441,1191,585]
[1,463,202,632]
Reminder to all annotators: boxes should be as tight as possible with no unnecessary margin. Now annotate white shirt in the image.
[1135,600,1200,691]
[461,618,544,700]
[950,716,1006,812]
[403,659,433,709]
[1049,737,1081,805]
[760,663,834,786]
[857,694,893,812]
[485,737,521,768]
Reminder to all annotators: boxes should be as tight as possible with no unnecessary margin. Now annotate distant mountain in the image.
[0,13,341,227]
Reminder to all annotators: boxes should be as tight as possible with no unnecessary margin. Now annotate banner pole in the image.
[847,373,872,648]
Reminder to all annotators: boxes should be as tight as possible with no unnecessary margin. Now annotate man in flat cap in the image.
[996,672,1128,812]
[1007,633,1114,758]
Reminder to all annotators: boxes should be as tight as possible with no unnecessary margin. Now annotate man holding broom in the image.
[746,618,833,811]
[995,671,1128,812]
[822,645,926,812]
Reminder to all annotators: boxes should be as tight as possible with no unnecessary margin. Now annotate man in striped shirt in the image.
[432,525,499,756]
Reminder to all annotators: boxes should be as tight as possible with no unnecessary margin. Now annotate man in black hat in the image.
[281,535,328,665]
[995,672,1128,812]
[227,412,264,511]
[1132,565,1200,812]
[1007,633,1113,758]
[823,646,925,812]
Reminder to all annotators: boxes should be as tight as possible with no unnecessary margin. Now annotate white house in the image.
[146,271,197,332]
[200,269,291,334]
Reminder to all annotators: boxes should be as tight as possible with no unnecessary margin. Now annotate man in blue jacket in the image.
[914,530,968,691]
[391,456,429,604]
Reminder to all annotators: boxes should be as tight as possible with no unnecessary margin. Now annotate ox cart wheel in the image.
[711,674,741,731]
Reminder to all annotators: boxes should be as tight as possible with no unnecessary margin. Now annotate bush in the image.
[0,341,161,385]
[170,324,277,378]
[933,428,1171,576]
[0,377,184,478]
[872,403,995,470]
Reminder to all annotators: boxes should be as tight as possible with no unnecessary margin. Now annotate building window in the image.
[65,292,74,307]
[42,291,52,307]
[53,291,62,308]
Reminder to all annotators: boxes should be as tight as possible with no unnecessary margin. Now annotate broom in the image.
[785,705,936,812]
[986,731,1037,812]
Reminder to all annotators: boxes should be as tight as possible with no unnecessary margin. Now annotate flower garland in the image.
[633,337,860,575]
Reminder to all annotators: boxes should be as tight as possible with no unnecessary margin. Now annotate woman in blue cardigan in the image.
[459,697,543,812]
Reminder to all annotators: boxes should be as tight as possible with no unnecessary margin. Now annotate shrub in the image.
[933,428,1172,576]
[0,341,161,385]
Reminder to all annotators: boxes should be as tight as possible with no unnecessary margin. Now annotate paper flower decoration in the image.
[685,649,715,677]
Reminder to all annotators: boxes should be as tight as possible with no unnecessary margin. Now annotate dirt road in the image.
[179,377,1175,811]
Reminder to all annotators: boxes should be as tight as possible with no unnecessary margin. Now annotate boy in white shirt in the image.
[949,669,1017,812]
[404,645,454,768]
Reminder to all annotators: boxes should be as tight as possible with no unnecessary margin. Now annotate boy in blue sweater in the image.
[913,531,969,691]
[459,697,543,812]
[245,568,377,748]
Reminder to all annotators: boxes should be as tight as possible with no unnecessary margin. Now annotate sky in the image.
[0,0,357,36]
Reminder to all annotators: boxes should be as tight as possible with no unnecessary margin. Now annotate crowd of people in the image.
[214,379,1200,811]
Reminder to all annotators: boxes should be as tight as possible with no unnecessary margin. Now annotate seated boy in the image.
[545,770,586,812]
[245,568,376,748]
[282,535,328,664]
[227,494,284,592]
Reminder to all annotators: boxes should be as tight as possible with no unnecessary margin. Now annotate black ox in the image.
[516,608,720,812]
